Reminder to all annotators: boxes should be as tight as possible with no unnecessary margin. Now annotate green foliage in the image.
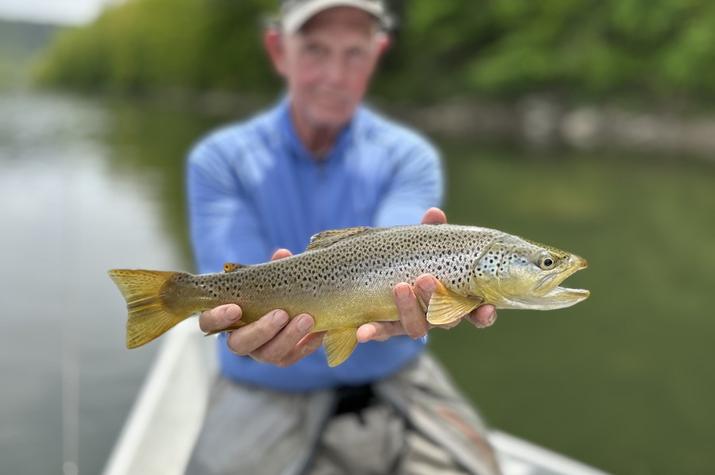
[36,0,715,102]
[0,19,59,88]
[36,0,278,93]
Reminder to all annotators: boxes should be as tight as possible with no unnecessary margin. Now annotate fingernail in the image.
[297,315,313,332]
[487,310,497,326]
[224,305,240,322]
[272,310,289,326]
[395,285,411,301]
[419,279,436,294]
[473,310,496,329]
[357,325,374,343]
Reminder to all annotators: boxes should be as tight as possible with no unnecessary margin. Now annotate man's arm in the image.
[188,143,324,366]
[188,143,271,271]
[374,143,444,227]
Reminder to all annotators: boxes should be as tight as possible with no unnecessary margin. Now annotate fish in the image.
[108,224,590,367]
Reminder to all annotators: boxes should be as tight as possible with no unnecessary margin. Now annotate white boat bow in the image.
[103,321,609,475]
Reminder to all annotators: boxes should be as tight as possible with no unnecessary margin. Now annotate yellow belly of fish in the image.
[239,286,400,333]
[224,285,397,367]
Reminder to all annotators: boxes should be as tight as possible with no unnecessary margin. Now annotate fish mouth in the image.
[540,286,590,309]
[529,255,590,310]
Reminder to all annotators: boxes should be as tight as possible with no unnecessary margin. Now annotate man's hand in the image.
[356,207,497,343]
[198,249,324,367]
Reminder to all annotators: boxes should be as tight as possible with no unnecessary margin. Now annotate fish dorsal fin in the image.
[307,226,374,251]
[426,280,482,326]
[223,262,246,273]
[324,328,358,367]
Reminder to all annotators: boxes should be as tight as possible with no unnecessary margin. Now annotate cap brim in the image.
[282,0,390,34]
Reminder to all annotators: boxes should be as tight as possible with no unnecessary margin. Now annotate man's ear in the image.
[263,28,287,76]
[376,32,391,55]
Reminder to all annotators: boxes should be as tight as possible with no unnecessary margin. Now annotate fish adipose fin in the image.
[426,281,482,326]
[324,328,358,367]
[307,227,374,250]
[108,269,191,348]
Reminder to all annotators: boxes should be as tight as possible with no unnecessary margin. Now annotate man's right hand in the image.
[198,249,324,367]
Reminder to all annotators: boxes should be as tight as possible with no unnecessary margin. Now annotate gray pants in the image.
[186,353,501,475]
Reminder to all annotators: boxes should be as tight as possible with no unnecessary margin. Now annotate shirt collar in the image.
[277,96,358,165]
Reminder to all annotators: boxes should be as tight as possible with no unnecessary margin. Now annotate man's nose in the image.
[323,57,348,85]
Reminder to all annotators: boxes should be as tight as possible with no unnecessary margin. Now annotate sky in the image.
[0,0,117,25]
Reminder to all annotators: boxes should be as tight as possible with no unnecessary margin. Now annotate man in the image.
[186,1,501,473]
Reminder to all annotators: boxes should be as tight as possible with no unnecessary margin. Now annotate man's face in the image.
[270,7,386,130]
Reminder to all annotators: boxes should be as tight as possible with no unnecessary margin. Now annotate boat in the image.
[103,321,609,475]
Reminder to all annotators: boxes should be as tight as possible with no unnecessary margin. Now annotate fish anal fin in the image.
[324,328,358,367]
[223,262,247,273]
[307,227,374,251]
[426,281,482,326]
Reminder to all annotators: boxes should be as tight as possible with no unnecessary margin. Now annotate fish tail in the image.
[108,269,194,349]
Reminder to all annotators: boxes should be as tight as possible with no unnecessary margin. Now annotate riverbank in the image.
[58,86,715,159]
[399,95,715,159]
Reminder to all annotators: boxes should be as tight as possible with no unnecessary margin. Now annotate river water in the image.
[0,91,187,475]
[1,90,713,475]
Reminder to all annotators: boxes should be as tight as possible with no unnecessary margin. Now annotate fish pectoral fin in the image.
[426,281,482,326]
[307,227,374,250]
[223,262,247,272]
[324,328,358,367]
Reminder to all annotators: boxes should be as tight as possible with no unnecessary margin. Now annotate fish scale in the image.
[109,224,589,367]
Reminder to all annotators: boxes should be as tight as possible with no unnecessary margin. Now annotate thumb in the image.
[272,248,292,260]
[421,207,447,225]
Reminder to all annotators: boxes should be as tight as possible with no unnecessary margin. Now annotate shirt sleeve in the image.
[186,139,270,273]
[373,140,444,227]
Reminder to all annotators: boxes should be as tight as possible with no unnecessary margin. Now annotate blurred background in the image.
[1,1,713,474]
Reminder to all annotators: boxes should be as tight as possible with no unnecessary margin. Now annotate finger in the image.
[421,207,447,225]
[251,313,315,363]
[467,305,497,329]
[226,309,289,355]
[413,274,438,310]
[272,248,292,260]
[275,332,325,367]
[357,321,405,343]
[199,304,242,333]
[393,283,428,339]
[415,274,472,329]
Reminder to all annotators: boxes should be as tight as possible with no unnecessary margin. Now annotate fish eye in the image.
[539,256,555,270]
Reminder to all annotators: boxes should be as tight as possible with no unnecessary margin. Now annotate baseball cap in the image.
[279,0,393,34]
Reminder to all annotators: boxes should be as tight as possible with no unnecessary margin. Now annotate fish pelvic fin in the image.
[324,328,358,367]
[108,269,192,349]
[426,281,482,326]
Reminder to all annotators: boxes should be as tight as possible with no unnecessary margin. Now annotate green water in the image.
[433,146,715,474]
[1,91,712,474]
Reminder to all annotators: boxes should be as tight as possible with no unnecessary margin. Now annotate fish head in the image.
[470,235,590,310]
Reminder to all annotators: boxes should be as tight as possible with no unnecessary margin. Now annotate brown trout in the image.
[109,224,589,366]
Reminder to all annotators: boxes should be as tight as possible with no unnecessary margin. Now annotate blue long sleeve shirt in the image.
[187,98,443,391]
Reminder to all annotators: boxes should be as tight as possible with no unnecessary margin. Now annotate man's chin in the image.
[308,106,355,130]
